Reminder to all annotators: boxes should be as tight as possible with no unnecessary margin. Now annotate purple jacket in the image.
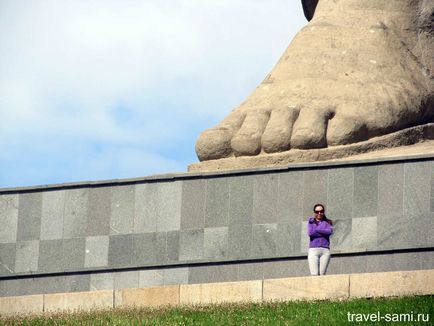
[307,217,333,249]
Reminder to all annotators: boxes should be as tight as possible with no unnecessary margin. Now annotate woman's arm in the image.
[316,221,333,235]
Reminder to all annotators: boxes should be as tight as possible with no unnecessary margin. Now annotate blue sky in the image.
[0,0,306,188]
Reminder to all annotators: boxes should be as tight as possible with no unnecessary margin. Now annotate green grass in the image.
[1,295,432,325]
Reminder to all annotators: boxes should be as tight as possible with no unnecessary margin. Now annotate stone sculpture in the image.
[194,0,434,166]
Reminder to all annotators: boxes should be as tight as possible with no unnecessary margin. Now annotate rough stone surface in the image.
[194,0,434,168]
[44,290,113,312]
[115,286,179,308]
[0,294,43,316]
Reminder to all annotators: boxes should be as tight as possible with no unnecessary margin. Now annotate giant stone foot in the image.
[195,0,434,162]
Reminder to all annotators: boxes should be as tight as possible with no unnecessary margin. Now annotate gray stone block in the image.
[179,229,203,261]
[302,169,328,220]
[110,185,135,235]
[15,240,39,273]
[66,274,91,293]
[85,235,109,268]
[327,254,368,275]
[204,227,228,259]
[40,190,64,240]
[32,275,70,295]
[167,231,179,262]
[205,178,229,228]
[108,234,133,267]
[114,271,139,290]
[237,262,264,281]
[419,250,434,270]
[353,166,378,218]
[253,174,279,224]
[252,224,278,258]
[132,232,156,265]
[63,188,88,238]
[352,216,377,249]
[403,161,431,218]
[228,175,254,225]
[331,219,352,250]
[327,168,354,219]
[139,269,164,288]
[17,192,42,241]
[188,264,237,284]
[156,181,182,232]
[392,251,422,271]
[278,222,301,256]
[181,179,206,229]
[378,164,404,218]
[38,239,63,273]
[63,238,85,271]
[365,253,396,273]
[87,187,111,236]
[134,183,156,233]
[228,224,252,259]
[0,243,15,275]
[262,259,308,279]
[155,232,167,264]
[277,171,304,224]
[0,278,24,297]
[0,195,19,243]
[163,267,189,285]
[90,272,114,291]
[300,221,309,254]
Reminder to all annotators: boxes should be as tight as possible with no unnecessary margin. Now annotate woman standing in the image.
[307,204,333,276]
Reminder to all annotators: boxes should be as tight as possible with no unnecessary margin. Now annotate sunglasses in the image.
[314,210,324,214]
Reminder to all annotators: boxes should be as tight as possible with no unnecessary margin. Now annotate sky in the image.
[0,0,307,188]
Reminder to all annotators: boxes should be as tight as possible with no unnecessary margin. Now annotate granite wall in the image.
[1,155,433,297]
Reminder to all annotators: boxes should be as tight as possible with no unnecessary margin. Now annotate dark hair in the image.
[313,203,333,225]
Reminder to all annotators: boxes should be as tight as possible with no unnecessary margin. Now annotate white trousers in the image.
[308,247,331,276]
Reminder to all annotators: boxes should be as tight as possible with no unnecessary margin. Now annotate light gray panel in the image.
[277,171,304,224]
[190,265,238,284]
[228,175,254,225]
[327,168,354,219]
[331,219,352,250]
[378,164,404,218]
[237,262,263,281]
[114,271,139,290]
[302,169,328,220]
[17,192,42,241]
[38,239,63,272]
[108,234,133,268]
[164,267,189,285]
[352,216,377,249]
[90,273,114,291]
[132,233,156,265]
[179,229,204,261]
[167,231,179,262]
[156,181,182,232]
[63,238,85,271]
[0,243,16,275]
[0,195,19,243]
[181,179,206,229]
[276,222,301,256]
[404,161,431,218]
[139,269,164,288]
[228,224,252,259]
[353,166,378,218]
[110,185,135,235]
[134,183,156,233]
[15,240,39,273]
[84,235,109,268]
[205,178,229,228]
[252,224,278,258]
[203,227,228,259]
[253,174,279,224]
[300,220,309,253]
[87,187,111,236]
[63,188,88,238]
[41,190,64,240]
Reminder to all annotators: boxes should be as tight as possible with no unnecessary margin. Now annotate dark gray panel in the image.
[38,239,63,272]
[378,164,404,218]
[419,250,434,270]
[392,251,422,271]
[228,175,254,225]
[331,219,352,250]
[110,185,135,235]
[14,240,39,273]
[253,174,279,224]
[205,178,229,228]
[0,195,19,243]
[404,161,431,218]
[90,272,114,291]
[84,235,109,268]
[0,243,15,275]
[87,187,111,236]
[237,262,264,281]
[41,190,64,240]
[277,222,301,256]
[228,224,252,259]
[114,271,139,290]
[327,254,367,275]
[188,264,237,284]
[163,267,189,285]
[108,234,133,267]
[17,192,42,241]
[181,179,206,229]
[351,216,377,249]
[63,188,88,238]
[302,169,328,220]
[277,171,304,224]
[262,259,308,279]
[167,231,179,262]
[179,229,204,261]
[365,253,397,273]
[353,166,378,217]
[132,233,156,265]
[67,274,91,293]
[155,232,167,264]
[252,224,278,258]
[327,168,354,219]
[63,238,85,271]
[203,227,228,259]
